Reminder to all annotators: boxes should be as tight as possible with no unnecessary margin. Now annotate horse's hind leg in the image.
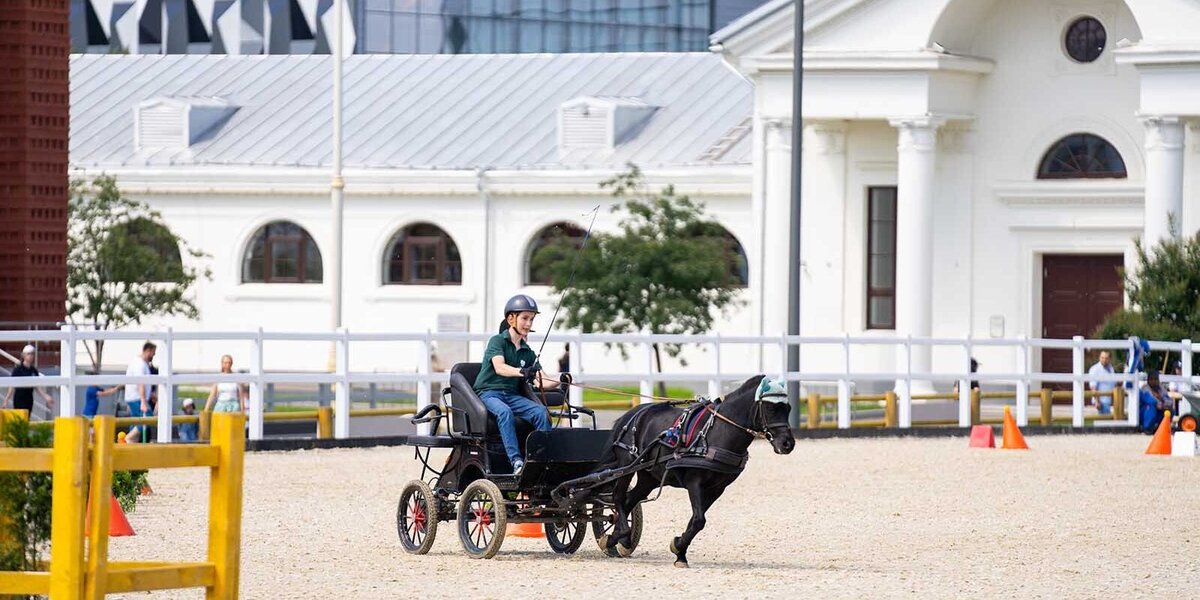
[610,471,657,556]
[670,472,725,568]
[602,473,634,553]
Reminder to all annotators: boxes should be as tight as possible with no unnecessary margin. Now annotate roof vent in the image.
[135,96,238,151]
[558,96,657,154]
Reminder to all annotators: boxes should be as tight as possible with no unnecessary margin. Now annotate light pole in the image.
[786,0,804,428]
[330,0,344,335]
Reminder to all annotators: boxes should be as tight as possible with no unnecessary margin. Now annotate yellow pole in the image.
[49,417,89,598]
[85,416,116,600]
[206,412,246,600]
[970,388,981,425]
[1113,386,1125,420]
[806,393,820,429]
[1040,388,1052,426]
[884,391,897,428]
[317,407,333,439]
[199,411,213,441]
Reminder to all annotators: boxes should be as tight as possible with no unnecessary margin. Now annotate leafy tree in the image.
[1095,229,1200,371]
[540,165,743,396]
[67,175,211,370]
[0,418,52,580]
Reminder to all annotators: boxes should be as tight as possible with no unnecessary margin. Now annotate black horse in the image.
[593,375,795,567]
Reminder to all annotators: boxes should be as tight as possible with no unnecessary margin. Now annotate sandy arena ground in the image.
[108,434,1199,599]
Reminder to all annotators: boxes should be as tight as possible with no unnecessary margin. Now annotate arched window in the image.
[717,229,749,288]
[525,222,586,286]
[242,221,322,283]
[384,223,462,285]
[105,218,183,283]
[1037,133,1127,179]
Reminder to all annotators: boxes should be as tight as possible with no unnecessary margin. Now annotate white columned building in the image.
[1140,116,1186,244]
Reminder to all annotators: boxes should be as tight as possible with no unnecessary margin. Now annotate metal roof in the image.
[70,53,753,170]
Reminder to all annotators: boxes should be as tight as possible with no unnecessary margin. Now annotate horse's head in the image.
[754,377,795,455]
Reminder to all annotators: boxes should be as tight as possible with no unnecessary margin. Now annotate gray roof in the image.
[70,53,752,170]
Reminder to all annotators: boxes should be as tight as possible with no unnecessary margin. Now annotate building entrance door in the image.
[1041,254,1124,390]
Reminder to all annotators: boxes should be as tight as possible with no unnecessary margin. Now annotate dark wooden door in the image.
[1042,254,1124,385]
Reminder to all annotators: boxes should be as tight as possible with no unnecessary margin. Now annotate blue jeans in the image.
[479,390,551,466]
[128,397,152,437]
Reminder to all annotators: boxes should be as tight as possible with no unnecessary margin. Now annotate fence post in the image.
[416,330,432,436]
[59,323,75,417]
[640,339,654,404]
[334,328,351,439]
[266,383,276,412]
[85,416,116,599]
[837,334,850,429]
[157,328,175,443]
[200,410,212,441]
[1113,386,1125,421]
[900,334,913,428]
[1015,335,1029,426]
[707,334,721,399]
[958,338,972,427]
[1040,388,1052,426]
[970,388,981,425]
[568,338,583,412]
[207,412,246,600]
[1072,335,1084,427]
[1183,339,1194,392]
[49,417,88,599]
[884,391,897,428]
[317,407,333,439]
[248,328,264,441]
[369,383,378,409]
[807,392,820,429]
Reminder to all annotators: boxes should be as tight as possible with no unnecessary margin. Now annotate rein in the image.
[702,403,763,439]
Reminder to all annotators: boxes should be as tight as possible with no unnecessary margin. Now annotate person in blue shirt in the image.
[1139,369,1172,434]
[83,371,120,418]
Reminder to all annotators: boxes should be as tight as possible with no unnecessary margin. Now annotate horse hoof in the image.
[674,560,689,569]
[669,539,679,555]
[599,534,611,549]
[616,542,633,557]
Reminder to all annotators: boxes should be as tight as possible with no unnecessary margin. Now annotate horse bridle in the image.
[704,392,790,441]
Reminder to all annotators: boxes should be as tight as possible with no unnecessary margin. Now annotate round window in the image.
[1064,16,1106,63]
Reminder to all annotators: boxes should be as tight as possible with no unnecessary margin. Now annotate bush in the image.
[0,419,53,577]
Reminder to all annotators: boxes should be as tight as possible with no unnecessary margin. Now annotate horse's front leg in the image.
[670,471,724,568]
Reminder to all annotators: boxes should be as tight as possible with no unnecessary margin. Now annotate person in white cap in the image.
[3,345,54,415]
[177,397,199,442]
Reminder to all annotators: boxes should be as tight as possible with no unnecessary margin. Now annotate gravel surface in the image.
[109,434,1198,599]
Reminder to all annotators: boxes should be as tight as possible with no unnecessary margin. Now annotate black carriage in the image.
[396,363,643,559]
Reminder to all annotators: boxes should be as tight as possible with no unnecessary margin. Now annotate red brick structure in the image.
[0,0,69,342]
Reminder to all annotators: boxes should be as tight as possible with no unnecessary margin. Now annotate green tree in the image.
[1095,229,1200,370]
[67,175,211,370]
[540,165,743,396]
[0,418,52,581]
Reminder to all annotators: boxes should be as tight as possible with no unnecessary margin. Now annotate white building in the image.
[70,0,1200,385]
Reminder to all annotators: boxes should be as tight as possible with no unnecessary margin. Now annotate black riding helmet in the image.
[499,294,540,333]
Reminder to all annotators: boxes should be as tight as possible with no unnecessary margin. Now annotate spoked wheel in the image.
[545,519,586,555]
[396,480,438,555]
[591,503,643,557]
[1180,414,1198,433]
[457,479,507,559]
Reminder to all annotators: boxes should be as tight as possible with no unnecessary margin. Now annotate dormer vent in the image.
[558,96,657,154]
[135,96,238,151]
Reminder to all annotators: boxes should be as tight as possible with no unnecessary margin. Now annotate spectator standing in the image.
[1087,350,1116,415]
[204,355,247,414]
[1138,369,1172,434]
[558,343,571,374]
[124,342,157,442]
[2,345,54,416]
[952,358,981,396]
[177,398,199,442]
[83,370,120,418]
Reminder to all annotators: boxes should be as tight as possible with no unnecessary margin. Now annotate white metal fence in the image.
[0,327,1193,440]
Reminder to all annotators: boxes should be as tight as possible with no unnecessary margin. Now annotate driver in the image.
[473,295,561,475]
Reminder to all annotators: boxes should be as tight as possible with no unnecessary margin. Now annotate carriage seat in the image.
[445,362,568,438]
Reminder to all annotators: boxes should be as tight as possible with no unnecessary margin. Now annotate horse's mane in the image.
[723,374,766,404]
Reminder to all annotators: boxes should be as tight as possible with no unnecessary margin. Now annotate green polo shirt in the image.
[474,332,538,394]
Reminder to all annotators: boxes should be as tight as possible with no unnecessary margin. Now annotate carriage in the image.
[395,362,643,559]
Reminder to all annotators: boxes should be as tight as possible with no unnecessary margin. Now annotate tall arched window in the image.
[242,221,323,283]
[105,218,183,283]
[384,223,462,285]
[717,229,749,288]
[1037,133,1127,179]
[525,222,586,286]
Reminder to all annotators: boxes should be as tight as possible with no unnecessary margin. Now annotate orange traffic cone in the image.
[507,523,543,538]
[1146,411,1173,455]
[1001,406,1028,450]
[86,496,137,537]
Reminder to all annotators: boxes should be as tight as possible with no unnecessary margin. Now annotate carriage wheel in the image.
[591,503,643,557]
[545,519,586,555]
[396,480,438,555]
[457,479,507,559]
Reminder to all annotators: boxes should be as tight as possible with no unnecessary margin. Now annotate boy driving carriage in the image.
[474,295,567,475]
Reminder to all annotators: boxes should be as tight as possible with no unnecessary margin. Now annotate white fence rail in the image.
[1,328,1193,440]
